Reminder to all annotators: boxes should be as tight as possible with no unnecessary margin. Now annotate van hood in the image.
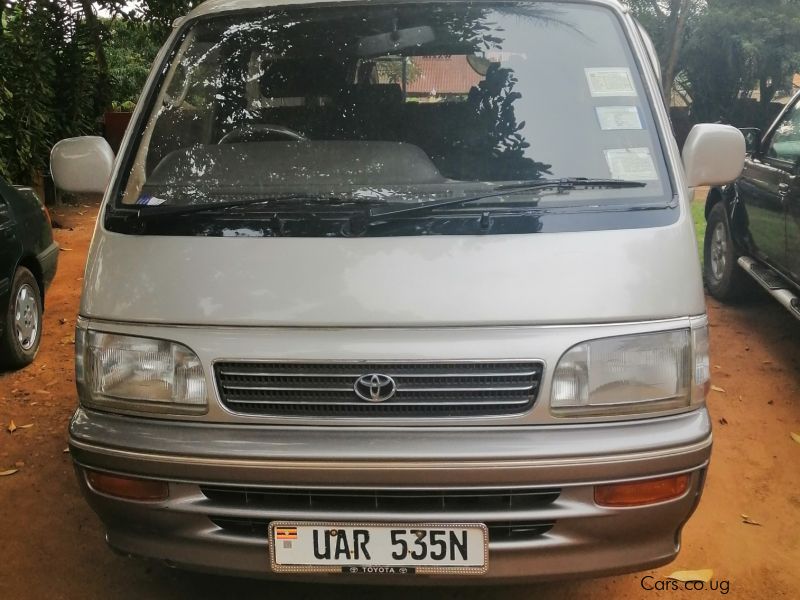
[81,220,705,326]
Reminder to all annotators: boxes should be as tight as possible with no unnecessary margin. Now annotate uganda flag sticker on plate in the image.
[275,526,298,541]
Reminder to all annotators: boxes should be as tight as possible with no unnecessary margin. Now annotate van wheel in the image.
[703,203,752,302]
[0,267,43,369]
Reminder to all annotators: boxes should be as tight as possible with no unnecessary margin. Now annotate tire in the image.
[0,267,43,370]
[703,202,753,302]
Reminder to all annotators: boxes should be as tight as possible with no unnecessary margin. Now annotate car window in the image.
[767,102,800,163]
[0,197,11,227]
[111,2,680,237]
[122,3,670,208]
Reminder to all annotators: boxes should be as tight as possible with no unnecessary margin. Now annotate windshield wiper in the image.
[367,178,647,221]
[130,193,371,219]
[124,178,646,222]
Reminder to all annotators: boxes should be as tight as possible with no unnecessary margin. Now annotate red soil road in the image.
[0,200,798,599]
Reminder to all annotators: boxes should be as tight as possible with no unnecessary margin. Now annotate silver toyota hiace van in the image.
[52,0,745,583]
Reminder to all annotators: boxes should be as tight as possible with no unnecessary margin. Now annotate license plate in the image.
[269,521,488,575]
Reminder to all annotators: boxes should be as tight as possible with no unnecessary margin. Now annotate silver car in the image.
[52,0,745,583]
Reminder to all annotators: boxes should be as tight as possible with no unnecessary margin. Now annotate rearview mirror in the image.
[682,124,745,188]
[739,128,762,155]
[50,136,114,194]
[357,26,435,56]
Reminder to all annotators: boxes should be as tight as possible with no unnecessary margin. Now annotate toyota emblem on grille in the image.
[354,373,397,403]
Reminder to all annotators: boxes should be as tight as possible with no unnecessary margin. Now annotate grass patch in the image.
[691,200,705,266]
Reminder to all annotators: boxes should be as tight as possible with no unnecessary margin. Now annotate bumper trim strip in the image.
[70,436,711,476]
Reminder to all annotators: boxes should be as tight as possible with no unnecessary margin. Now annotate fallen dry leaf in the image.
[7,420,17,434]
[18,424,33,429]
[741,514,762,526]
[0,468,19,477]
[62,448,70,454]
[710,385,726,393]
[790,432,800,445]
[667,569,713,583]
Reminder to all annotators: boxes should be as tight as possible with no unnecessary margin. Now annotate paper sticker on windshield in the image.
[586,68,637,97]
[596,106,642,130]
[604,148,658,181]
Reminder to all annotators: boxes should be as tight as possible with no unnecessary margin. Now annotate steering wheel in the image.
[218,123,307,144]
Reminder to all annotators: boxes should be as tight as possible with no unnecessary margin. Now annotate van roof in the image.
[183,0,628,22]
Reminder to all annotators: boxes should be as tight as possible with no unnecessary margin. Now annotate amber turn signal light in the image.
[85,469,169,502]
[594,473,690,507]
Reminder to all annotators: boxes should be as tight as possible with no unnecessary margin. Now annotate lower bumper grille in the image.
[209,516,555,543]
[200,485,560,544]
[214,361,543,418]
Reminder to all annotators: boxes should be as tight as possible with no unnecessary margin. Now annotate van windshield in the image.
[115,2,675,236]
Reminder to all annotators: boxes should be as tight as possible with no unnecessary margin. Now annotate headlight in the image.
[551,320,709,417]
[76,330,207,414]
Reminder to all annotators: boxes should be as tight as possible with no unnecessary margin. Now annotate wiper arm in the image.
[494,177,647,191]
[368,178,647,221]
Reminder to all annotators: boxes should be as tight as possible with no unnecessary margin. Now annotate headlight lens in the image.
[76,330,207,414]
[551,325,706,417]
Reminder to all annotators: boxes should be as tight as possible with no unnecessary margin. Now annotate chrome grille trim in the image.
[214,360,544,418]
[221,385,536,393]
[218,369,542,378]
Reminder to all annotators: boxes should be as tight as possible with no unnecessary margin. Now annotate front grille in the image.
[214,361,543,417]
[200,486,560,544]
[201,486,561,511]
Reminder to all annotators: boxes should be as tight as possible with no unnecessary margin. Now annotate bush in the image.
[106,19,164,108]
[0,1,101,183]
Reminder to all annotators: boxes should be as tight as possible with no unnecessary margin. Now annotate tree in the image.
[105,19,163,107]
[625,0,705,103]
[0,0,99,182]
[682,0,800,124]
[0,0,193,183]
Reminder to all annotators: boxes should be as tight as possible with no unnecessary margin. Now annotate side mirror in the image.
[50,136,114,194]
[682,124,745,188]
[739,128,762,155]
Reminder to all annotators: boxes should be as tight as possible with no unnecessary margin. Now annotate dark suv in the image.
[704,93,800,319]
[0,176,59,369]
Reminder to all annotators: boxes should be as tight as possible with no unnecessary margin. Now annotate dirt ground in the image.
[1,200,798,600]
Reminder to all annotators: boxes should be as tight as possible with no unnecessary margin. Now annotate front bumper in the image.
[37,240,59,292]
[69,407,712,583]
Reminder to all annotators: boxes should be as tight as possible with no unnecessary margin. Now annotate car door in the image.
[0,191,21,323]
[788,162,800,284]
[737,101,800,274]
